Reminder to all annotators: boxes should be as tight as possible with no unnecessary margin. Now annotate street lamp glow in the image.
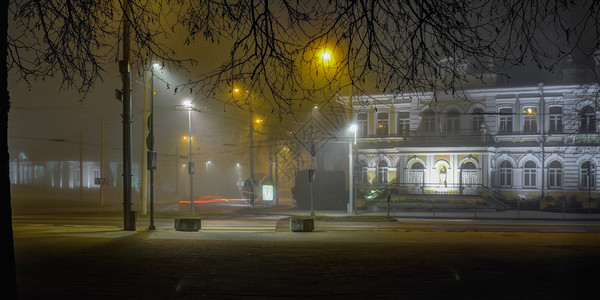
[319,48,333,65]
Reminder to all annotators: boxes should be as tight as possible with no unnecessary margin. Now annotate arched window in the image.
[377,160,389,184]
[523,160,537,188]
[446,110,460,134]
[581,161,596,189]
[580,106,597,133]
[499,161,513,187]
[409,162,425,192]
[461,162,476,169]
[548,161,563,189]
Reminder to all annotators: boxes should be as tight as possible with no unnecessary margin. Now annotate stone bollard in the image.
[290,218,314,232]
[175,218,201,231]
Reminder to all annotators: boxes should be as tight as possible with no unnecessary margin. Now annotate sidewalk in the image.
[241,205,600,221]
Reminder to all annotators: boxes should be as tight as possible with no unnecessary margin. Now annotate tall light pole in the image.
[234,88,256,209]
[119,0,135,231]
[174,100,200,216]
[348,124,357,215]
[186,101,194,215]
[147,60,159,230]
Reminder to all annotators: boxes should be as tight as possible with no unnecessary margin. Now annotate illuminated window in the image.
[376,112,389,137]
[523,160,537,188]
[548,161,562,189]
[523,107,537,133]
[499,161,512,187]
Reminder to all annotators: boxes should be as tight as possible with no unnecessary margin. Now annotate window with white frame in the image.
[376,112,389,137]
[471,108,484,133]
[523,160,537,187]
[499,161,513,187]
[581,161,596,189]
[397,111,410,137]
[580,106,597,133]
[446,110,460,134]
[377,160,389,184]
[523,107,537,133]
[548,107,563,133]
[357,160,369,184]
[357,113,368,137]
[422,110,437,135]
[499,108,513,134]
[548,161,562,189]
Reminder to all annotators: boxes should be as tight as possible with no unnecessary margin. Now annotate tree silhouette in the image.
[7,0,600,114]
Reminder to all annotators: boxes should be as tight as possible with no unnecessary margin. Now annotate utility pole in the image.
[120,0,135,231]
[249,100,255,209]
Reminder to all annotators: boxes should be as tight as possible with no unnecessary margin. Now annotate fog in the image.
[8,61,354,213]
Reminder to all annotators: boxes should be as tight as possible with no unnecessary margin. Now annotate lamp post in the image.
[147,60,160,230]
[348,124,357,215]
[174,101,210,215]
[234,88,256,209]
[186,101,194,215]
[174,100,197,216]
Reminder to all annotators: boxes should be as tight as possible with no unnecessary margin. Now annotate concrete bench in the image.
[290,218,314,232]
[175,218,201,231]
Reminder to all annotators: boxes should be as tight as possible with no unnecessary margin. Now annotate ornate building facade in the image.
[344,83,599,207]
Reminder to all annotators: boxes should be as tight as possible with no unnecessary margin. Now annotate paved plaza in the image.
[11,214,600,299]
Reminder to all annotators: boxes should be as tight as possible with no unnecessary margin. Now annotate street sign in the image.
[147,151,157,170]
[263,185,274,201]
[94,178,109,185]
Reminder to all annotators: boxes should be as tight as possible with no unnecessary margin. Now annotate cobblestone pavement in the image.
[12,220,600,300]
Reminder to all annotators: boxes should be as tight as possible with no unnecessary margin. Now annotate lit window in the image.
[376,112,389,137]
[523,107,537,133]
